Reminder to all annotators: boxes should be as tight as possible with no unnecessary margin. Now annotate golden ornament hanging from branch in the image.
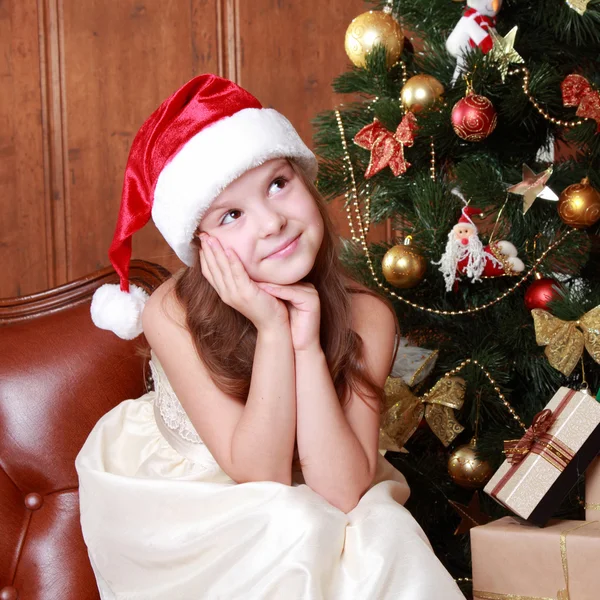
[382,237,427,289]
[344,7,404,69]
[557,178,600,228]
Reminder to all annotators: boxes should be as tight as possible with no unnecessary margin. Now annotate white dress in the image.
[75,352,465,600]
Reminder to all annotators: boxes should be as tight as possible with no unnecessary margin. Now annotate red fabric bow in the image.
[504,409,556,465]
[353,113,417,179]
[561,74,600,132]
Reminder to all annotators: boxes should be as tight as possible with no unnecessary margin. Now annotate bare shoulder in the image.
[142,277,186,334]
[347,282,397,335]
[347,281,397,382]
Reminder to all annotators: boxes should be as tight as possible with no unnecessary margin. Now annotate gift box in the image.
[484,387,600,526]
[585,455,600,521]
[471,516,600,600]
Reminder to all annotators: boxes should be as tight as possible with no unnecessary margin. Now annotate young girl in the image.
[76,74,464,599]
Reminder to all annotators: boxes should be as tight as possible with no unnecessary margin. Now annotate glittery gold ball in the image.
[400,75,444,113]
[382,244,427,289]
[344,10,404,69]
[557,178,600,229]
[447,441,494,489]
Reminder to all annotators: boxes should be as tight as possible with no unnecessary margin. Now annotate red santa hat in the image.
[90,74,317,340]
[455,206,483,230]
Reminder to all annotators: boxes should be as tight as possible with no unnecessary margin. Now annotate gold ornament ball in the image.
[447,441,494,489]
[557,177,600,229]
[344,10,404,69]
[382,243,427,289]
[400,75,445,113]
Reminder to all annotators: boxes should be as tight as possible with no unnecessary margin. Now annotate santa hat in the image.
[91,74,318,340]
[455,206,483,230]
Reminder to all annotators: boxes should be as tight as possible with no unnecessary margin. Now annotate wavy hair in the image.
[173,160,399,410]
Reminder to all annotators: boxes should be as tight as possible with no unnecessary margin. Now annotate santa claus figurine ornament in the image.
[446,0,502,83]
[434,206,525,292]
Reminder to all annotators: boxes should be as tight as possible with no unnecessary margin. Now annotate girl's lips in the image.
[265,234,301,259]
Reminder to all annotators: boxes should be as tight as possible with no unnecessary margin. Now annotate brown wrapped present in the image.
[484,387,600,526]
[585,455,600,521]
[471,516,600,600]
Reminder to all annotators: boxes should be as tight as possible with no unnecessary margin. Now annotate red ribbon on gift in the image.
[561,74,600,131]
[504,408,555,465]
[353,113,417,178]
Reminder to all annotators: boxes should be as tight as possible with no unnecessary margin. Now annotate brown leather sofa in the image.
[0,260,170,600]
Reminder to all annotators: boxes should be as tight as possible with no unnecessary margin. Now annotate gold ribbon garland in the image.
[532,306,600,377]
[473,521,599,600]
[380,376,466,449]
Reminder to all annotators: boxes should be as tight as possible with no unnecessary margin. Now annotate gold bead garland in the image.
[439,359,527,432]
[335,109,575,316]
[509,66,586,128]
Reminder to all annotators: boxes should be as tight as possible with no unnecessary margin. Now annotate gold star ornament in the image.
[507,164,559,214]
[488,26,524,83]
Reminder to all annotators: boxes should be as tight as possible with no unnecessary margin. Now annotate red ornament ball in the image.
[451,94,497,142]
[524,277,561,311]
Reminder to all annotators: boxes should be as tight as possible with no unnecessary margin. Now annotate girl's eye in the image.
[268,176,288,196]
[220,209,242,225]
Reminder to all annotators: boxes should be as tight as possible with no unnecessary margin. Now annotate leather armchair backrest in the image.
[0,261,169,600]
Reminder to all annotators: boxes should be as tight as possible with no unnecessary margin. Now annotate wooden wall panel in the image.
[61,0,222,279]
[0,2,48,297]
[237,0,388,244]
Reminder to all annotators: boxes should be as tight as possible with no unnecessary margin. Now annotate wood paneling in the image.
[1,0,387,297]
[0,2,48,297]
[61,0,221,279]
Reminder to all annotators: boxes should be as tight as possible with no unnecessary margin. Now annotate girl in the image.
[77,74,464,599]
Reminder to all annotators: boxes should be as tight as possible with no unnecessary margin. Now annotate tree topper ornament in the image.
[446,0,503,84]
[434,206,525,292]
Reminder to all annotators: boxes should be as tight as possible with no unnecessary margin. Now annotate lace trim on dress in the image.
[150,360,202,445]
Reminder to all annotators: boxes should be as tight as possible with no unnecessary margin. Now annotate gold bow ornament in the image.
[380,376,465,451]
[532,306,600,377]
[353,112,417,179]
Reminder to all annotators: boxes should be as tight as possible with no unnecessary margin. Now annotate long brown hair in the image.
[173,159,399,410]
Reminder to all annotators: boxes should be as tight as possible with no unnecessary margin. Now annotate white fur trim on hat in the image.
[152,107,318,266]
[90,283,149,340]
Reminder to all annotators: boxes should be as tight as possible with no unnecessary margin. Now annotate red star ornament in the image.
[448,492,492,535]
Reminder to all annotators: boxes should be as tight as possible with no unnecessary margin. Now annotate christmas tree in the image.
[313,0,600,592]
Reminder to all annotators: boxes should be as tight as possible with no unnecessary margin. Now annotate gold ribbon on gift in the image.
[532,306,600,377]
[379,376,465,450]
[473,520,599,600]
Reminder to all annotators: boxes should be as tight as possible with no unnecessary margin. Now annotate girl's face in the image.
[198,158,324,285]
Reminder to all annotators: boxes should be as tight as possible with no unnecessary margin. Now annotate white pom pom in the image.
[90,283,149,340]
[495,241,518,257]
[507,256,525,273]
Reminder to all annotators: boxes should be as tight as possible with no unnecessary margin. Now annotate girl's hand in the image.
[199,234,289,333]
[256,282,321,352]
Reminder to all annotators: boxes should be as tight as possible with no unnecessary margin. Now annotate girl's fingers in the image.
[207,237,233,283]
[200,239,225,291]
[257,283,307,307]
[227,248,253,288]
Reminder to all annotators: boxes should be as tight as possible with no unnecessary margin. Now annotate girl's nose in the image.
[259,208,287,237]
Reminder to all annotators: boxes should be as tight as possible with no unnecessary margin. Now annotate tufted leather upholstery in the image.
[0,261,170,600]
